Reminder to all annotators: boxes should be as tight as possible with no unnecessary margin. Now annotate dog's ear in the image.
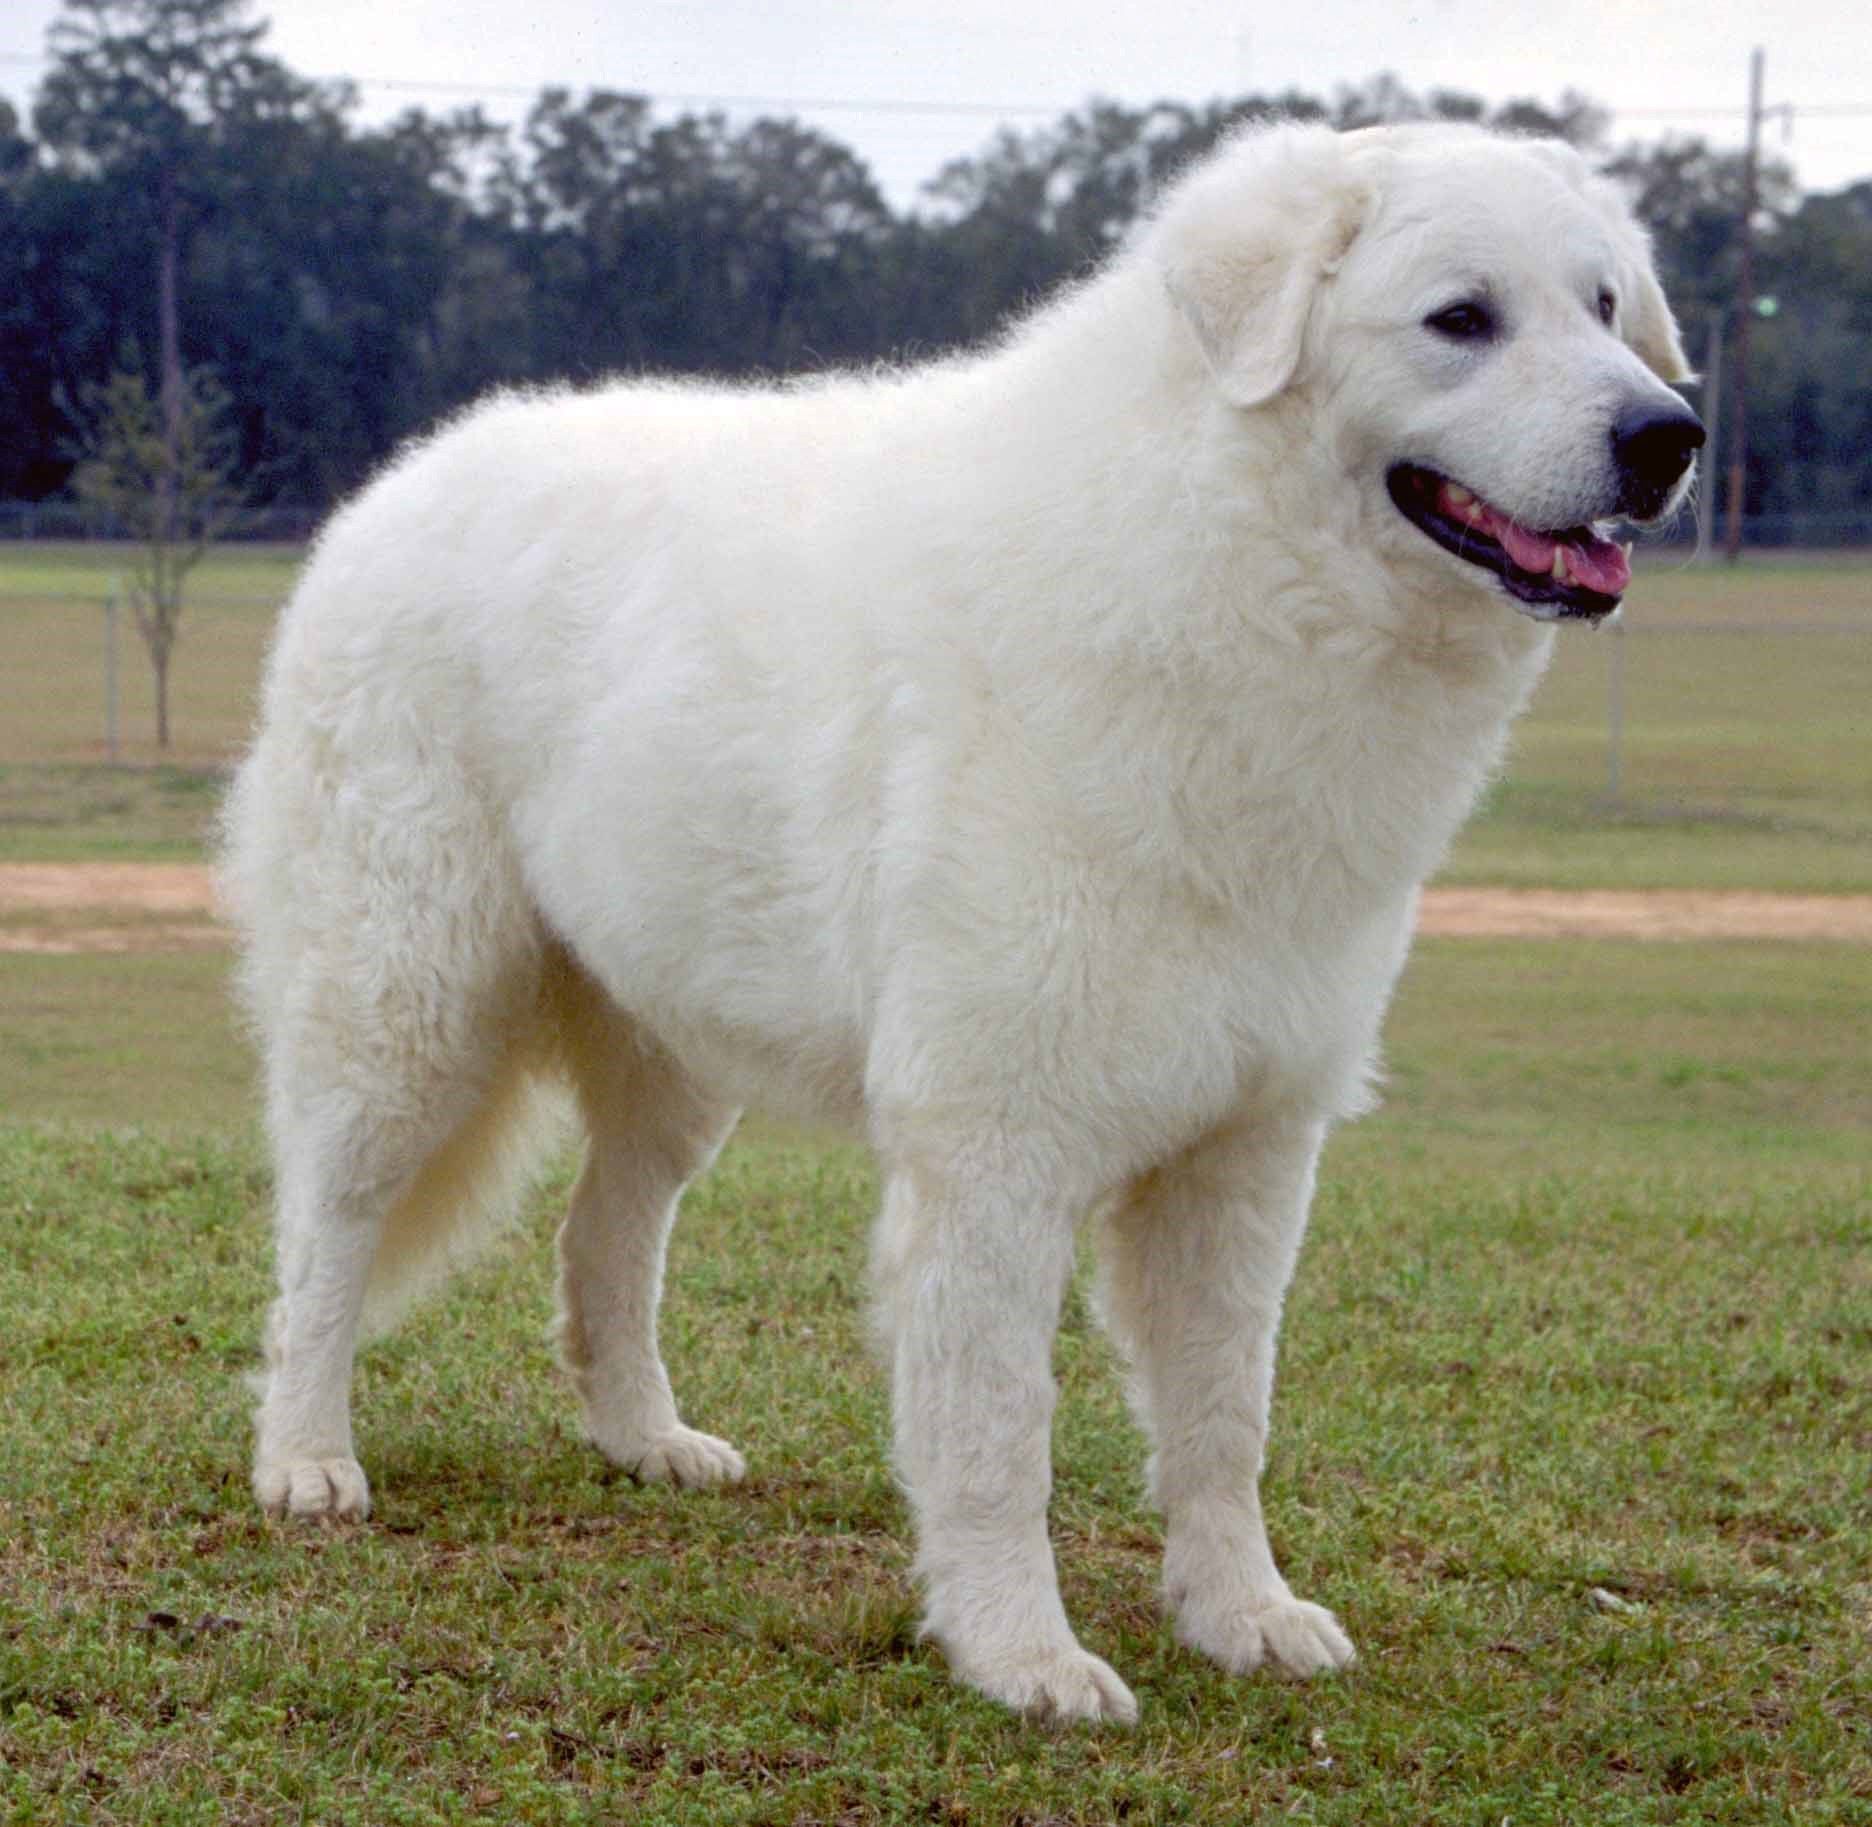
[1619,241,1696,384]
[1576,170,1696,384]
[1154,125,1376,408]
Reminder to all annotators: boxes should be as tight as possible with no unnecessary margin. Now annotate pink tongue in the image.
[1444,483,1630,596]
[1497,518,1561,574]
[1560,533,1632,596]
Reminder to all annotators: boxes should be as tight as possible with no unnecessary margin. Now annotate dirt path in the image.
[4,863,1872,954]
[0,862,230,955]
[1419,886,1872,942]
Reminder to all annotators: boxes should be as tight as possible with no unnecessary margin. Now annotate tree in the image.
[919,101,1229,345]
[7,43,1871,537]
[718,118,893,367]
[913,81,1610,353]
[494,92,893,377]
[34,0,325,537]
[1601,135,1798,327]
[71,360,243,748]
[0,101,57,499]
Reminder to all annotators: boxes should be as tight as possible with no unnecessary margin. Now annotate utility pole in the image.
[1722,47,1764,563]
[1695,310,1724,564]
[105,577,121,766]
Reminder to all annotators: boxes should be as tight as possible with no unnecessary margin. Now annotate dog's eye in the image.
[1424,301,1495,342]
[1597,289,1618,327]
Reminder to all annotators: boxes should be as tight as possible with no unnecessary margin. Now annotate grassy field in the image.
[2,542,1870,885]
[2,937,1868,1823]
[1453,559,1872,892]
[0,544,292,863]
[3,539,1870,1820]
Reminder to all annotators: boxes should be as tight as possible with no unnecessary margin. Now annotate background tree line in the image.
[5,0,1871,539]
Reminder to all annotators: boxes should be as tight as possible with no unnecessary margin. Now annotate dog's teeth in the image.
[1551,547,1569,581]
[1618,540,1633,558]
[1441,481,1488,526]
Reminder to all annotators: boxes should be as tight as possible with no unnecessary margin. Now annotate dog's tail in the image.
[358,1037,572,1333]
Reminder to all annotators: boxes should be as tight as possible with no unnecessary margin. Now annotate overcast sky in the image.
[5,0,1870,205]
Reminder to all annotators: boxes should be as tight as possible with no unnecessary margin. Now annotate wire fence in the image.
[4,532,1866,852]
[0,502,327,544]
[7,496,1872,550]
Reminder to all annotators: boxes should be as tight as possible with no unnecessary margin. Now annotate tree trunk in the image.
[143,598,176,752]
[157,162,184,551]
[153,639,171,751]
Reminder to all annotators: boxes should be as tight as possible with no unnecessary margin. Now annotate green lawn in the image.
[0,545,292,786]
[3,937,1867,1823]
[0,767,232,865]
[3,540,1869,1819]
[0,950,252,1132]
[1446,561,1872,891]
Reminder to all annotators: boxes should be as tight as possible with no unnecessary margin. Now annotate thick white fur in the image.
[223,121,1693,1724]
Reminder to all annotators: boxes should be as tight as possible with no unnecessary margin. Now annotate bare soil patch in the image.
[0,862,228,954]
[0,921,227,955]
[1420,887,1872,942]
[4,863,1871,953]
[0,863,223,916]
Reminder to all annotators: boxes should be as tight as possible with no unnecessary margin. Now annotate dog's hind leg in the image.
[244,809,556,1523]
[1099,1112,1356,1680]
[253,1138,383,1521]
[253,1030,532,1521]
[550,965,743,1487]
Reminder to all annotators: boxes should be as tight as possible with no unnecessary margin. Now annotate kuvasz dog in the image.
[223,119,1701,1724]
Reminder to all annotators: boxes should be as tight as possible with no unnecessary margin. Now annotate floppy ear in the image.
[1621,249,1695,383]
[1582,173,1696,383]
[1153,124,1376,408]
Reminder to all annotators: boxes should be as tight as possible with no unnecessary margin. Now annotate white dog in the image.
[223,120,1700,1724]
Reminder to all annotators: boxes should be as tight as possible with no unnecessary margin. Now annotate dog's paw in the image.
[1176,1591,1355,1679]
[254,1454,371,1522]
[603,1423,746,1489]
[953,1640,1140,1727]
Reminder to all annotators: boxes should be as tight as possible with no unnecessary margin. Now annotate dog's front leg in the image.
[873,1158,1139,1726]
[1101,1113,1355,1679]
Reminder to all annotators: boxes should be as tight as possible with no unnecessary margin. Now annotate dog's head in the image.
[1152,121,1702,624]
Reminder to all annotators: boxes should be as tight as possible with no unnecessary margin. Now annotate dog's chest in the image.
[1121,645,1533,924]
[1036,639,1543,1120]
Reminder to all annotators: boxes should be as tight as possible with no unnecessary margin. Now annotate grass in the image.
[1343,937,1872,1178]
[2,539,1869,1817]
[6,937,1871,1174]
[0,543,290,864]
[1446,559,1872,892]
[0,546,294,772]
[0,768,231,865]
[2,543,1871,884]
[2,938,1868,1822]
[0,951,252,1132]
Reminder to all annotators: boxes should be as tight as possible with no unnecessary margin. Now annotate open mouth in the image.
[1387,464,1631,622]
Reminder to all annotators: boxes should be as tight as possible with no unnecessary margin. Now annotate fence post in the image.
[1605,610,1625,801]
[104,577,121,766]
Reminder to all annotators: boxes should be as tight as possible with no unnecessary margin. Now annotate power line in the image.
[3,48,1872,123]
[1622,103,1872,119]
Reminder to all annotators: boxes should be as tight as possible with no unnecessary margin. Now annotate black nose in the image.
[1611,402,1706,514]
